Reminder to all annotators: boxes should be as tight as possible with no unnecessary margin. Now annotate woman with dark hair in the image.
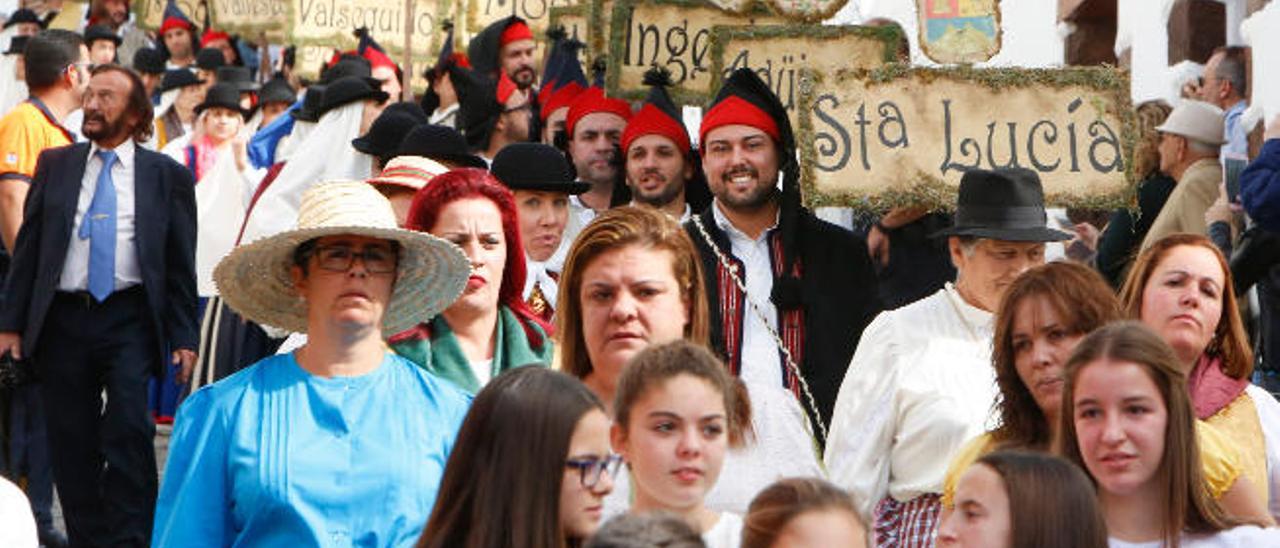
[938,451,1107,548]
[610,340,751,547]
[1121,233,1280,521]
[1061,322,1280,546]
[417,366,618,547]
[942,261,1266,522]
[741,478,866,548]
[390,168,554,393]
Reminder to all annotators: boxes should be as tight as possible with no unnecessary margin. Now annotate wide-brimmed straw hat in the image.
[368,156,450,192]
[214,181,469,334]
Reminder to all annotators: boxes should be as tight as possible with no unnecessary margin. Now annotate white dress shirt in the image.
[825,284,997,520]
[59,139,142,292]
[711,201,781,386]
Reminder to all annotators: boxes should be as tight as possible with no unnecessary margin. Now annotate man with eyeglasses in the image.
[453,66,532,165]
[0,29,89,548]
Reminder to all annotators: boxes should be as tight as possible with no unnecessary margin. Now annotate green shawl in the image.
[390,305,553,394]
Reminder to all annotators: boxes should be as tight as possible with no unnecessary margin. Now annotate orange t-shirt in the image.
[0,100,73,182]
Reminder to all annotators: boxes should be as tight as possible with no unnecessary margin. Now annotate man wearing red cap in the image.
[159,14,196,69]
[622,68,695,221]
[200,28,237,66]
[684,68,880,511]
[563,86,630,220]
[468,17,538,91]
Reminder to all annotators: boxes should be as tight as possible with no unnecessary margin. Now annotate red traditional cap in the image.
[200,29,230,47]
[540,81,584,122]
[565,87,632,139]
[496,71,519,105]
[448,52,471,69]
[362,46,396,70]
[159,15,193,35]
[499,20,533,47]
[622,102,690,155]
[699,95,779,148]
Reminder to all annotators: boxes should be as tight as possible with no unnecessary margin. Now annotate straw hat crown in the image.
[214,181,469,335]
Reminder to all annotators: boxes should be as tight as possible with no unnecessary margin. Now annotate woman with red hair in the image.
[390,168,554,393]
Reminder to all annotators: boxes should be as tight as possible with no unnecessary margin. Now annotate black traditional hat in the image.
[930,168,1072,242]
[451,65,513,151]
[216,65,258,92]
[3,9,40,30]
[194,82,246,117]
[621,66,689,153]
[259,76,296,105]
[289,84,326,123]
[321,56,374,85]
[131,47,166,74]
[383,101,427,123]
[84,24,121,46]
[5,36,27,56]
[317,75,388,117]
[396,124,487,169]
[159,69,204,93]
[702,67,804,308]
[491,143,589,194]
[466,16,529,78]
[195,47,225,71]
[352,110,421,163]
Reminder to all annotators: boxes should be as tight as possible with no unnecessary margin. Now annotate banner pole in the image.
[402,0,415,101]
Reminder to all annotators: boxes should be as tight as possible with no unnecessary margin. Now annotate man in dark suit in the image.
[0,64,198,547]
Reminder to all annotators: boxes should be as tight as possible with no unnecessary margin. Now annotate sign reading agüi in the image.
[799,66,1134,209]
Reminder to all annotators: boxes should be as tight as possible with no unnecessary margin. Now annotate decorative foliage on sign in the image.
[208,0,288,33]
[708,25,898,119]
[916,0,1001,64]
[549,5,589,59]
[796,66,1136,211]
[465,0,578,44]
[606,0,785,104]
[586,0,616,62]
[768,0,848,22]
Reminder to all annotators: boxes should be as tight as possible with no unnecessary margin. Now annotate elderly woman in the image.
[940,261,1270,523]
[1121,232,1280,522]
[153,181,473,545]
[390,168,554,393]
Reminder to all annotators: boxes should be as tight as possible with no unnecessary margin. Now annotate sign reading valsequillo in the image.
[799,66,1134,209]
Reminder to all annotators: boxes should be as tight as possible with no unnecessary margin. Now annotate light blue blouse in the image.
[153,352,472,547]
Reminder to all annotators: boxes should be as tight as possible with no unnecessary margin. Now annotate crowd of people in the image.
[0,4,1278,548]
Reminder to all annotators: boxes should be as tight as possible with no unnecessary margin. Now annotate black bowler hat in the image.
[289,84,326,122]
[321,57,379,90]
[317,76,388,117]
[352,110,421,162]
[84,24,121,46]
[194,82,246,117]
[931,167,1073,242]
[259,76,296,105]
[159,69,204,93]
[3,9,39,30]
[396,124,487,169]
[216,65,258,92]
[491,143,588,194]
[5,36,27,56]
[383,101,427,123]
[131,47,166,74]
[195,47,225,71]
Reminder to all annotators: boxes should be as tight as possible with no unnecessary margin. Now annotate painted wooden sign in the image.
[917,0,1001,64]
[797,66,1135,210]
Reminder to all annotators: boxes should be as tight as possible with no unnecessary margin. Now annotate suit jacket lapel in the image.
[51,144,91,253]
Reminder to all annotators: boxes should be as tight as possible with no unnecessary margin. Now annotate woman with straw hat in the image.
[153,181,474,546]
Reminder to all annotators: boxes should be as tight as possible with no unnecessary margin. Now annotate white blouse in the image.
[1109,525,1280,547]
[702,512,743,548]
[825,284,998,519]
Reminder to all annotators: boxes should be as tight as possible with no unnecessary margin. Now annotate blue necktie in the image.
[79,149,117,302]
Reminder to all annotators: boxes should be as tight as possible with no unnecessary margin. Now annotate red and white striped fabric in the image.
[873,493,942,548]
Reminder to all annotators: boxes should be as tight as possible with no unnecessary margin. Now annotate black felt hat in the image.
[5,36,27,56]
[396,124,487,169]
[84,24,121,46]
[352,110,421,161]
[159,69,204,93]
[3,9,40,29]
[259,76,296,105]
[930,168,1072,242]
[131,47,166,74]
[317,76,388,117]
[491,143,588,194]
[383,101,427,123]
[321,56,378,87]
[195,47,225,71]
[216,65,258,92]
[194,82,246,117]
[289,84,326,122]
[450,65,503,151]
[466,16,525,78]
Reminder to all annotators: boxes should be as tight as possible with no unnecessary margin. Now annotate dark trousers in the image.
[6,383,54,530]
[37,287,158,548]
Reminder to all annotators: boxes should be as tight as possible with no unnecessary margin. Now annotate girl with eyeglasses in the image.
[609,340,752,548]
[418,366,619,548]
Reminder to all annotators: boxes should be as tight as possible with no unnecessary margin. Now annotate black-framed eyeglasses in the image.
[565,454,623,489]
[313,244,399,274]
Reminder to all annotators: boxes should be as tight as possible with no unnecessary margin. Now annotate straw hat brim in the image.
[213,224,469,335]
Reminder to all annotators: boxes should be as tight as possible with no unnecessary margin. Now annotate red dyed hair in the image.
[404,168,552,345]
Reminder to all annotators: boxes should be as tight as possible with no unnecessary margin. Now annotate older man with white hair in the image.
[1141,100,1225,249]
